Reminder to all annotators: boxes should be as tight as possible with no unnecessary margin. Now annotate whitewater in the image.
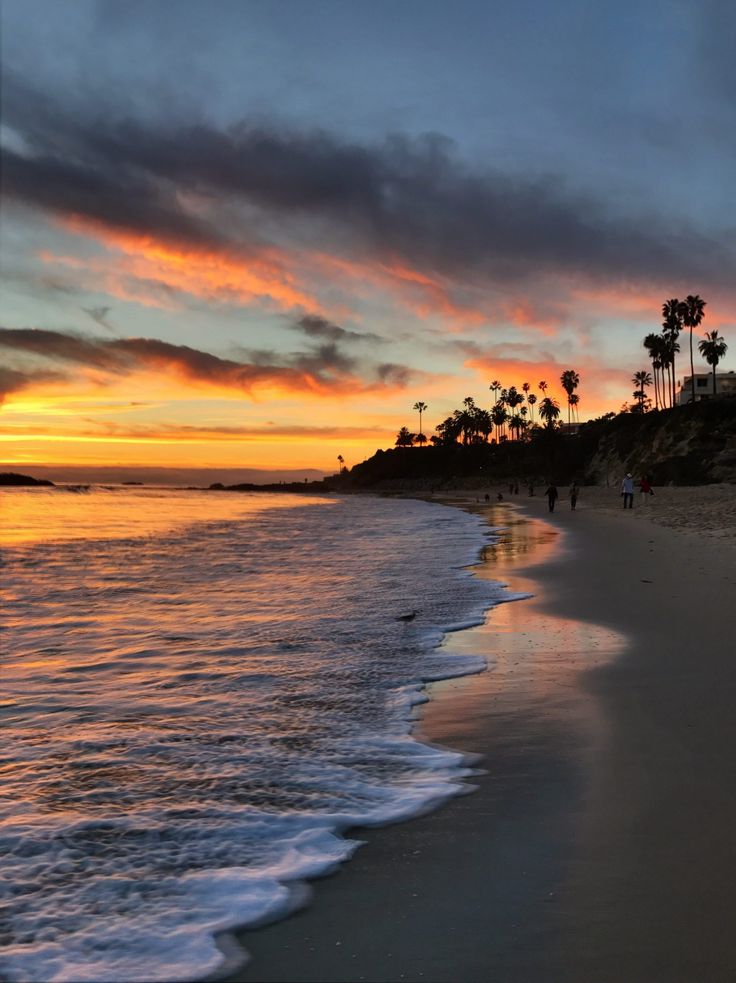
[1,487,518,982]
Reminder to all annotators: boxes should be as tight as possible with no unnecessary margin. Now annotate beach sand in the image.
[226,488,736,982]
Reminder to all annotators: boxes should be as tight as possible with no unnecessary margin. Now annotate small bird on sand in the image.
[396,611,418,622]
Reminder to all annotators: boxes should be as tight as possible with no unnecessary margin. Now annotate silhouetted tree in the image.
[560,369,580,423]
[662,298,683,407]
[539,396,560,428]
[413,401,428,439]
[679,295,707,404]
[632,370,652,412]
[698,330,728,395]
[527,391,537,422]
[413,431,428,447]
[491,403,508,444]
[643,332,668,409]
[395,426,415,448]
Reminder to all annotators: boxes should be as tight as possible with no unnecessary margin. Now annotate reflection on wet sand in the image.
[421,503,625,755]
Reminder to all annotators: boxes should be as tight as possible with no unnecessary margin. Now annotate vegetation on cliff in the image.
[343,399,736,489]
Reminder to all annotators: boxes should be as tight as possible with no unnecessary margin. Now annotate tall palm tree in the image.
[337,454,345,472]
[412,401,428,440]
[662,298,683,407]
[679,295,707,404]
[539,396,560,429]
[489,380,502,405]
[698,330,728,395]
[560,369,580,424]
[458,397,478,445]
[474,407,493,442]
[538,380,548,398]
[491,403,508,444]
[632,370,652,412]
[569,392,580,422]
[643,333,663,409]
[527,392,537,422]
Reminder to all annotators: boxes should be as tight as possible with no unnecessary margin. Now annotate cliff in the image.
[346,399,736,489]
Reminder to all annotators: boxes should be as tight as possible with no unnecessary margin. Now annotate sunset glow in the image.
[2,2,734,477]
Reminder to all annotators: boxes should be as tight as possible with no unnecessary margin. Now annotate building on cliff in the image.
[676,371,736,404]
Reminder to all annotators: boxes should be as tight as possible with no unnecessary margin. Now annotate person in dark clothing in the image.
[545,483,559,512]
[569,481,579,510]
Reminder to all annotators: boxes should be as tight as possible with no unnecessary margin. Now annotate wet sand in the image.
[226,498,736,982]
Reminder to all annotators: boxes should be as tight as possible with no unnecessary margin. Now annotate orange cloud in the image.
[51,214,322,312]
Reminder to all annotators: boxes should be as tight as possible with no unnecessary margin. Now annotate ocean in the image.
[1,486,515,982]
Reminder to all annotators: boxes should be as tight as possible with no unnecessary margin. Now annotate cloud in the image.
[0,327,412,398]
[81,305,115,332]
[293,314,383,344]
[4,75,734,298]
[0,365,63,404]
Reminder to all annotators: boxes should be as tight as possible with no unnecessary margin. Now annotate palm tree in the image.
[413,431,428,447]
[643,332,668,409]
[662,298,683,407]
[489,380,501,405]
[435,415,462,445]
[569,392,580,422]
[412,401,428,439]
[539,396,560,429]
[337,454,345,472]
[679,295,707,404]
[698,330,728,395]
[504,386,524,438]
[527,392,537,422]
[474,407,493,443]
[560,369,580,424]
[395,426,415,448]
[632,370,652,412]
[491,403,508,444]
[539,380,548,398]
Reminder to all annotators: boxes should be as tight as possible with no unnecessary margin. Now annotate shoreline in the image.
[226,492,736,982]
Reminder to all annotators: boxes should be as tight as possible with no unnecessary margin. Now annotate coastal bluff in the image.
[346,399,736,490]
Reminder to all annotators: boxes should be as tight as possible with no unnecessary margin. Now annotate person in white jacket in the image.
[621,472,635,509]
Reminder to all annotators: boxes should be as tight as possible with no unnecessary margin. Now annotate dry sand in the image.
[226,487,736,982]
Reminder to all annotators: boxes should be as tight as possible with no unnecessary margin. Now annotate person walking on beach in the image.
[545,482,559,512]
[569,481,579,510]
[621,472,635,509]
[640,475,654,503]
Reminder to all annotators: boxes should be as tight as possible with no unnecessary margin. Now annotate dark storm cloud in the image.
[0,328,410,394]
[3,75,734,289]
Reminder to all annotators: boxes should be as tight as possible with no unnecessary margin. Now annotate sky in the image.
[1,0,735,474]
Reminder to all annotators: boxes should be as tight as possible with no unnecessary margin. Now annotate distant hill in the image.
[0,472,55,486]
[344,399,736,489]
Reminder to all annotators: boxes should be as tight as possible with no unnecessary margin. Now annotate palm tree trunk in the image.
[713,364,717,396]
[653,366,659,409]
[690,328,695,403]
